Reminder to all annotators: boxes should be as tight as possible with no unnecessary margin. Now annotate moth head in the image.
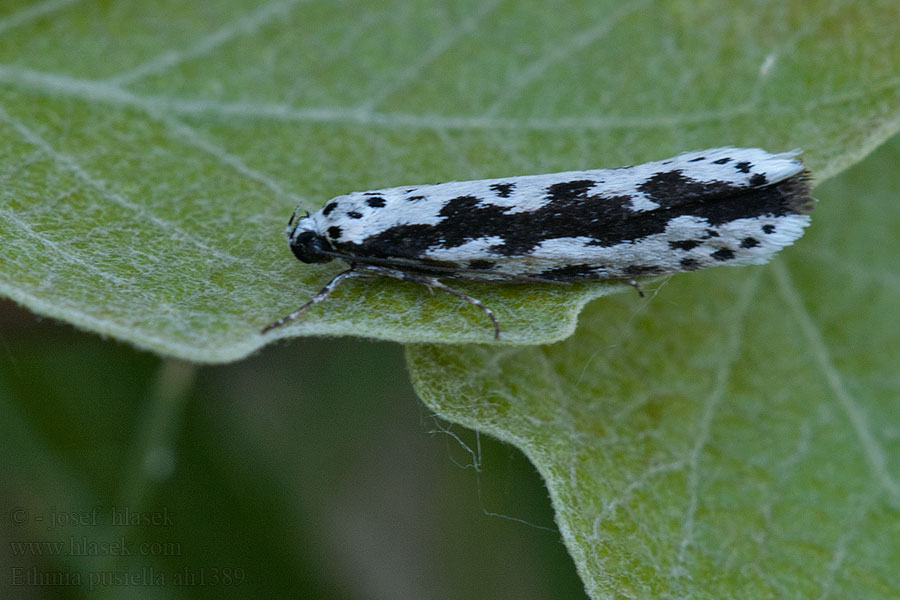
[287,213,333,264]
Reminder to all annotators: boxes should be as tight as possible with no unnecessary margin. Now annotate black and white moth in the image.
[262,147,815,338]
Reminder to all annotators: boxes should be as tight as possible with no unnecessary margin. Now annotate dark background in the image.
[0,300,585,599]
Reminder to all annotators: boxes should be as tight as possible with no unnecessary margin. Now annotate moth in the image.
[262,147,814,338]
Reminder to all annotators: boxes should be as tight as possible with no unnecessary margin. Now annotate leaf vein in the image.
[0,0,81,37]
[0,102,262,270]
[674,270,762,579]
[1,64,897,133]
[358,0,501,112]
[107,0,311,87]
[774,261,900,505]
[485,0,653,116]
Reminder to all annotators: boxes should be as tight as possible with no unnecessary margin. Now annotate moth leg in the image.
[429,279,501,340]
[261,267,362,334]
[357,265,501,340]
[626,279,646,298]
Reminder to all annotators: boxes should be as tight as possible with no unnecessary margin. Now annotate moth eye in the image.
[289,231,332,264]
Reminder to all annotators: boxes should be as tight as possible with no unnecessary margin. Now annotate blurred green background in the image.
[0,306,585,598]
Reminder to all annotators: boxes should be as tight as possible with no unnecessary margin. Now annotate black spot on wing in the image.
[638,170,738,209]
[407,195,426,202]
[490,182,515,198]
[537,264,599,281]
[762,224,776,234]
[347,211,363,219]
[322,202,338,216]
[366,196,386,208]
[669,239,702,251]
[546,180,595,201]
[327,226,342,239]
[680,258,701,270]
[624,265,663,275]
[706,229,720,237]
[734,161,752,173]
[740,237,760,248]
[468,259,495,270]
[637,170,813,224]
[711,248,735,261]
[688,156,705,162]
[713,157,731,165]
[749,173,768,186]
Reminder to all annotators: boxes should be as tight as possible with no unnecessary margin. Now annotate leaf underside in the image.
[409,136,900,598]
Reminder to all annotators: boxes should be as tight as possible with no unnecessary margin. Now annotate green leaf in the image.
[407,135,900,598]
[1,0,899,360]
